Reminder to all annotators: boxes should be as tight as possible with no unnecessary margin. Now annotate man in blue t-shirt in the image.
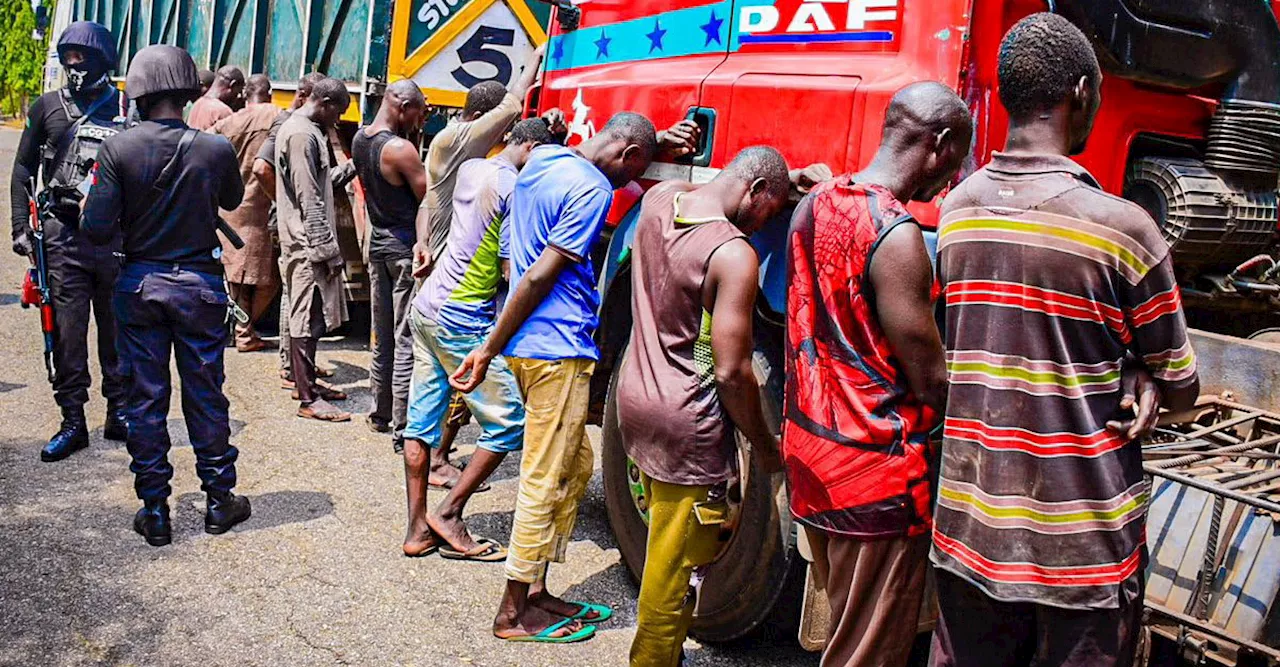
[451,112,696,643]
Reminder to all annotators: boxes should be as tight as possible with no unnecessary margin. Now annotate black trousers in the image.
[45,234,125,411]
[114,263,237,501]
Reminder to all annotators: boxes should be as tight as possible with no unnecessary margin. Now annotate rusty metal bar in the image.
[1144,466,1280,514]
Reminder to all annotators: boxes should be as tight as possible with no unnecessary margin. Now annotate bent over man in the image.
[10,21,128,462]
[83,45,251,547]
[784,81,972,667]
[189,65,244,131]
[619,147,791,666]
[276,77,353,422]
[451,112,699,643]
[211,73,282,352]
[931,14,1200,667]
[401,118,556,560]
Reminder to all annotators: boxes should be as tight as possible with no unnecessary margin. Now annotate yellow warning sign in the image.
[389,0,549,108]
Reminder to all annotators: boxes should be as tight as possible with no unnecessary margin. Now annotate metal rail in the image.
[1143,396,1280,665]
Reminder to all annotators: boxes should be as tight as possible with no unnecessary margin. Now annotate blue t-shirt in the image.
[504,144,613,361]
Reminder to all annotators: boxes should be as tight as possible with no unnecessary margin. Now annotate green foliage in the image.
[0,0,50,117]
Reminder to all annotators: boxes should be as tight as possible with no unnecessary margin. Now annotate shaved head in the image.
[883,81,972,147]
[869,81,973,202]
[724,146,790,200]
[385,79,425,107]
[245,73,272,103]
[216,65,245,87]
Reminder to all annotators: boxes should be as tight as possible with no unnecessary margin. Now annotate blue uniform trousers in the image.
[113,262,238,501]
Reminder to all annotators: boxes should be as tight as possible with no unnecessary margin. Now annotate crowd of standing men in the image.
[12,11,1203,667]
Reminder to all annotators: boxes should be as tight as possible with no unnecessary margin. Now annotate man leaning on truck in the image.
[618,146,792,666]
[783,81,972,667]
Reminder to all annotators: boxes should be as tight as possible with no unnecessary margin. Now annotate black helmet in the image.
[125,45,200,100]
[57,21,117,67]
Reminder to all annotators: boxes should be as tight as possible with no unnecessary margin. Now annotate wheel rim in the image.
[623,437,749,555]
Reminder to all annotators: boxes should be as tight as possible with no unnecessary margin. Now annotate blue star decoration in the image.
[700,10,724,46]
[646,20,667,53]
[594,30,611,59]
[551,38,565,66]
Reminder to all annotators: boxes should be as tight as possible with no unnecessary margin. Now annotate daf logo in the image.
[740,0,899,34]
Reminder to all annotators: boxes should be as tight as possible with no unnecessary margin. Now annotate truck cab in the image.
[530,0,1280,645]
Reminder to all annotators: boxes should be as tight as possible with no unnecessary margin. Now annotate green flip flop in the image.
[569,602,613,624]
[503,617,596,644]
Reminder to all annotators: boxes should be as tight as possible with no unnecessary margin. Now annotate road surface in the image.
[0,127,818,666]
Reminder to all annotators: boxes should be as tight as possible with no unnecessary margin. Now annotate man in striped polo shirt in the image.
[932,13,1200,667]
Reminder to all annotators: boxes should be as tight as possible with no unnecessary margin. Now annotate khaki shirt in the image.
[421,92,522,259]
[275,113,347,336]
[189,96,233,132]
[210,102,281,285]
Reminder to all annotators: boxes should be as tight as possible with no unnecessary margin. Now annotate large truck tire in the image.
[601,341,801,643]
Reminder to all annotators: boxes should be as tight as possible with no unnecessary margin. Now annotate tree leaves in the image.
[0,0,50,117]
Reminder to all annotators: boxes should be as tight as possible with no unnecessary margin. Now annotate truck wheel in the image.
[602,343,799,642]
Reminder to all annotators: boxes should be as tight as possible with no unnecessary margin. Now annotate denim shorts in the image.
[402,309,524,453]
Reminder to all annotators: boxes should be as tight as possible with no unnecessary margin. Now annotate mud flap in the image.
[794,524,938,652]
[796,524,830,652]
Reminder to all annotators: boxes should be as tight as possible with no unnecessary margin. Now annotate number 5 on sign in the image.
[390,0,549,109]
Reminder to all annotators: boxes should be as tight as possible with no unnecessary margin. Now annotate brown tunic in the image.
[210,102,282,285]
[276,113,347,337]
[616,182,747,486]
[189,96,233,131]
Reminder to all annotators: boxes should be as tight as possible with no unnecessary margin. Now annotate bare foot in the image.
[493,604,585,640]
[426,506,479,554]
[403,518,439,557]
[428,461,463,489]
[530,590,602,621]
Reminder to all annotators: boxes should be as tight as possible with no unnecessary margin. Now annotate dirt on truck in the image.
[529,0,1280,661]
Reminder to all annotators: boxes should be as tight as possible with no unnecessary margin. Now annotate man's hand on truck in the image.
[655,120,700,161]
[789,163,833,198]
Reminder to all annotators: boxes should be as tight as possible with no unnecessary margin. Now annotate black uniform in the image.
[10,89,127,415]
[83,119,244,501]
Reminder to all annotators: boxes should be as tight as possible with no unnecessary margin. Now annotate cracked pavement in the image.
[0,128,817,666]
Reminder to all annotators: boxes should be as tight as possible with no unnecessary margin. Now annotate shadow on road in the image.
[173,489,335,534]
[0,438,165,666]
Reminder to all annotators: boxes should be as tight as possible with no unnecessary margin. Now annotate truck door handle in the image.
[678,107,716,168]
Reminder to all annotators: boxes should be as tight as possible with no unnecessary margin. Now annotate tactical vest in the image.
[41,88,127,217]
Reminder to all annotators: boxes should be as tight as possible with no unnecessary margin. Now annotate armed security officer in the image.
[82,45,251,547]
[9,21,128,462]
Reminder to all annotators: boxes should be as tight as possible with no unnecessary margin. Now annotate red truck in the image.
[527,0,1280,653]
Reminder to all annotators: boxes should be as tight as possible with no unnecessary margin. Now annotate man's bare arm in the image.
[253,158,277,201]
[450,247,575,392]
[868,222,947,418]
[383,138,428,202]
[706,239,782,470]
[509,44,546,100]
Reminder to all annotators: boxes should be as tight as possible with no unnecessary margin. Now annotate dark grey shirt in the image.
[84,119,243,270]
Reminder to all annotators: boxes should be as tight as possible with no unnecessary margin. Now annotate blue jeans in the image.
[402,309,523,453]
[114,263,238,501]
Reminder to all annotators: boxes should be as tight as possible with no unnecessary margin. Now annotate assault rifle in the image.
[20,179,55,383]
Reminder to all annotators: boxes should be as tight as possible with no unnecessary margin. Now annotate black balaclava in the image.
[57,21,118,99]
[62,51,110,97]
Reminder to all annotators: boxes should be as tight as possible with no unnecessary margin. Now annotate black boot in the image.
[205,490,251,535]
[103,401,128,440]
[133,499,172,547]
[41,407,89,462]
[104,404,128,442]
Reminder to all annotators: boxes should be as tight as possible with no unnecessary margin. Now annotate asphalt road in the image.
[0,127,818,667]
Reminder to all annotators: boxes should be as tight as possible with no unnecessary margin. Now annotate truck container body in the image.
[52,0,551,122]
